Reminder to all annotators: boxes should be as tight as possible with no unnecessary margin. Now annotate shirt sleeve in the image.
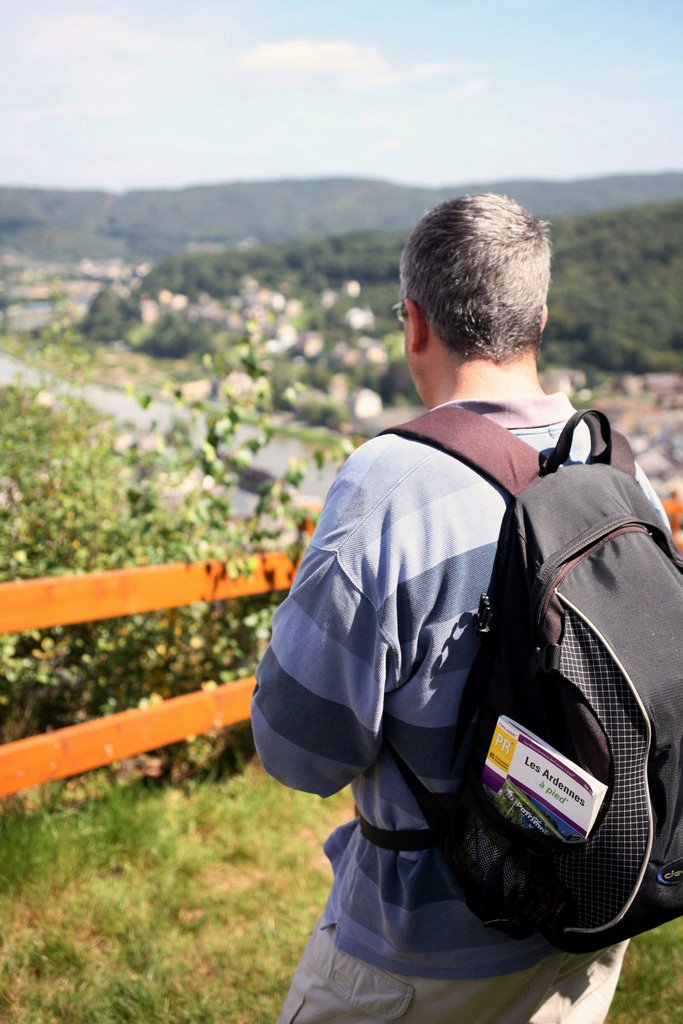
[251,541,389,797]
[634,462,671,531]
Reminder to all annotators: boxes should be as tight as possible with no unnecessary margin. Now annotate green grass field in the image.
[0,763,352,1023]
[0,763,680,1023]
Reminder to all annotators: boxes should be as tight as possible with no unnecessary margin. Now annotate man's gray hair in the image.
[400,193,551,362]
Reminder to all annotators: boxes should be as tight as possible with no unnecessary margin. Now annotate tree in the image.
[81,287,138,343]
[135,312,217,359]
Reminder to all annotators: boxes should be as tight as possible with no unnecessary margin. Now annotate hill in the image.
[545,200,683,372]
[136,200,683,376]
[2,172,683,261]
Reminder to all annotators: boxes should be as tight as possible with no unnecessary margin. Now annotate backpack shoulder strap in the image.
[380,405,543,495]
[381,406,636,490]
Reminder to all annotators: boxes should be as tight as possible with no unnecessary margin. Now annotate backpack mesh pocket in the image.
[450,610,652,939]
[450,808,571,936]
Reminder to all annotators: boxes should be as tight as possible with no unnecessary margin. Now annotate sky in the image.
[2,0,682,193]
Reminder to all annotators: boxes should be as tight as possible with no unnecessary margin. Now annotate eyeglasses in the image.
[392,300,407,323]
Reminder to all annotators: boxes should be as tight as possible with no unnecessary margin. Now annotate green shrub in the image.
[0,324,349,774]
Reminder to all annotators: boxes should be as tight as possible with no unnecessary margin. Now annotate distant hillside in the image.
[139,200,683,375]
[2,172,683,261]
[545,200,683,373]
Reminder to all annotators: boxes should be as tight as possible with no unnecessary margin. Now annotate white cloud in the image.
[27,12,165,60]
[15,101,123,128]
[542,114,577,129]
[237,39,459,91]
[612,65,666,82]
[412,61,467,80]
[445,76,491,99]
[9,10,191,124]
[238,40,398,89]
[360,110,392,127]
[376,138,403,154]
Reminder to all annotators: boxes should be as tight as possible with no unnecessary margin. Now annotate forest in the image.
[85,199,683,378]
[3,171,683,260]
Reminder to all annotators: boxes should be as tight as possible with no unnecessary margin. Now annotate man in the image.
[251,194,658,1022]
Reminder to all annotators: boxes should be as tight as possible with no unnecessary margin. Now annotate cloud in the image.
[412,61,467,80]
[27,11,165,60]
[10,10,187,124]
[444,76,491,99]
[376,138,403,154]
[542,114,577,129]
[612,65,666,82]
[237,39,459,91]
[15,101,122,128]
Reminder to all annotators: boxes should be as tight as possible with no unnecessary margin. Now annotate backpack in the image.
[359,406,683,954]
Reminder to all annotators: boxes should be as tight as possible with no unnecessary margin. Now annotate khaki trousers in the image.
[278,922,628,1024]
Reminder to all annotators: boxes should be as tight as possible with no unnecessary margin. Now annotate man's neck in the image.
[404,304,547,409]
[422,354,546,409]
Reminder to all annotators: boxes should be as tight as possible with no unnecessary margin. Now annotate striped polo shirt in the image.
[251,393,665,980]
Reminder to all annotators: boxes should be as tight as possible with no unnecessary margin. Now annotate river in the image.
[0,349,343,509]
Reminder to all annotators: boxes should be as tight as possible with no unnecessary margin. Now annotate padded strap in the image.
[381,406,543,496]
[382,406,635,492]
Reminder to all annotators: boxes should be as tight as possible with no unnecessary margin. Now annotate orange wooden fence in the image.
[0,551,300,798]
[0,495,681,799]
[0,554,299,635]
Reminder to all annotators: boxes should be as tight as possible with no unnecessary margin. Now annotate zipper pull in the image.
[475,593,493,638]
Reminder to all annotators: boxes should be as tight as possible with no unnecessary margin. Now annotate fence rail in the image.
[0,495,681,799]
[0,552,299,797]
[0,553,299,635]
[0,676,257,797]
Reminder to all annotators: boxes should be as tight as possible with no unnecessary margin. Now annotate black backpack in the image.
[360,406,683,954]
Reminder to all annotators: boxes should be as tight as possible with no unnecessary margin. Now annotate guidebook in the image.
[481,716,608,842]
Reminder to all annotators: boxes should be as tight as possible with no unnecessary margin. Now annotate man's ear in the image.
[540,304,548,333]
[405,298,430,353]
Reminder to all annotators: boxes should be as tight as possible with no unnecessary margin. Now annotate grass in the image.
[608,919,683,1023]
[0,763,353,1023]
[0,764,680,1023]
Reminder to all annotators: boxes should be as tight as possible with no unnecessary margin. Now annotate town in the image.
[2,248,683,508]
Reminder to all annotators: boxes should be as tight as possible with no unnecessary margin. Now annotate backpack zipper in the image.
[533,520,651,638]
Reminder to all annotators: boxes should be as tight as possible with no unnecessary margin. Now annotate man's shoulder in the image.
[329,431,490,508]
[312,430,504,562]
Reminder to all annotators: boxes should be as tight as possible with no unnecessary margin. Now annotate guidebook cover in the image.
[482,716,608,842]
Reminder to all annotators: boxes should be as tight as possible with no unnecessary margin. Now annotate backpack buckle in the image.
[475,593,493,638]
[531,644,561,677]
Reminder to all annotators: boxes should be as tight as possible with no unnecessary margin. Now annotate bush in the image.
[0,325,351,776]
[0,385,284,752]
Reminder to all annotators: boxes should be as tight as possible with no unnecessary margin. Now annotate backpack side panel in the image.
[553,533,683,949]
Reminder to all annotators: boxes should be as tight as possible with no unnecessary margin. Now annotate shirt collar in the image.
[434,393,576,429]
